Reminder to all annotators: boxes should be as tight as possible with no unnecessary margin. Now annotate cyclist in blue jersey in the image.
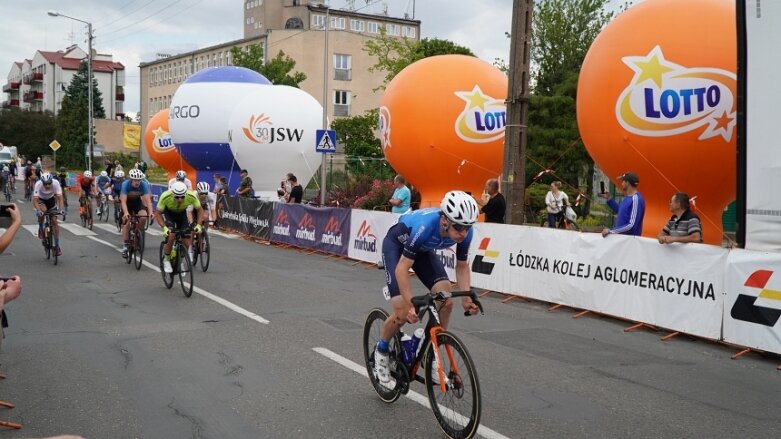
[373,190,481,384]
[109,170,125,223]
[119,169,152,258]
[95,171,112,216]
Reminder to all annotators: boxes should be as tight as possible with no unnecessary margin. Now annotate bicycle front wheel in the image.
[424,331,481,439]
[362,308,403,403]
[178,246,194,298]
[159,242,174,289]
[199,232,210,272]
[133,230,145,270]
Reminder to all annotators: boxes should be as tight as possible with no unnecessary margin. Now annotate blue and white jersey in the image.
[393,208,473,261]
[120,179,151,201]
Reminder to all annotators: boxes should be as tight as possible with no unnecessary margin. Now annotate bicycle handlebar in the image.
[411,290,484,318]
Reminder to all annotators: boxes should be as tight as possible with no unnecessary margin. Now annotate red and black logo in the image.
[298,213,315,230]
[275,209,290,225]
[730,269,781,327]
[324,216,341,234]
[471,237,499,275]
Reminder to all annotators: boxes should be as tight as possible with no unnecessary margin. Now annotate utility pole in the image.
[502,0,533,225]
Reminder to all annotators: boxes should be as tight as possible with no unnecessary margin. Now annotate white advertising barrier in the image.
[348,210,397,264]
[349,209,458,279]
[468,223,727,340]
[723,248,781,353]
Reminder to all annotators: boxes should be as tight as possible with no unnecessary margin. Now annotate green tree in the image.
[0,108,56,159]
[55,61,105,168]
[531,0,615,95]
[364,33,474,90]
[526,0,617,215]
[230,45,306,87]
[330,109,388,179]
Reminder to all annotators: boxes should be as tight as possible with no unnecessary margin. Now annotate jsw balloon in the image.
[228,85,323,200]
[168,66,271,192]
[144,109,197,182]
[379,55,507,209]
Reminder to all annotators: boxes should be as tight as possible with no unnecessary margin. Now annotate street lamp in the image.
[48,10,94,173]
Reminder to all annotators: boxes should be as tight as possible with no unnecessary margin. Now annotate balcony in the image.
[116,93,125,101]
[9,99,19,107]
[2,81,20,92]
[23,91,43,102]
[32,72,43,82]
[25,72,44,84]
[116,112,126,120]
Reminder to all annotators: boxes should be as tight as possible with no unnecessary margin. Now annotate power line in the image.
[93,0,148,30]
[100,0,204,45]
[98,0,185,38]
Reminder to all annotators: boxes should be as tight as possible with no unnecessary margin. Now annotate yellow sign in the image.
[49,140,61,151]
[123,123,141,151]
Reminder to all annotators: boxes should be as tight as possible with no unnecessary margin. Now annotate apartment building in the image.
[139,0,420,155]
[2,45,126,119]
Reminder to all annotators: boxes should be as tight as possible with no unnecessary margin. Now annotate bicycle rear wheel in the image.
[423,331,481,439]
[363,308,404,403]
[178,246,194,298]
[199,232,210,272]
[159,242,174,289]
[100,201,109,222]
[133,229,145,270]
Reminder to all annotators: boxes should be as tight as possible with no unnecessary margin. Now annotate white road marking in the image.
[312,347,511,439]
[22,225,39,236]
[94,223,120,234]
[59,222,97,236]
[145,227,162,237]
[86,235,270,324]
[209,229,238,239]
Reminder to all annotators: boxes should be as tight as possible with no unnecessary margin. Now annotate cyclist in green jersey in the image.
[154,181,203,273]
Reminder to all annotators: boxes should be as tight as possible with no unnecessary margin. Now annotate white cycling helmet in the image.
[175,170,186,181]
[83,170,92,178]
[114,170,125,178]
[170,181,188,196]
[128,168,145,180]
[440,190,479,226]
[196,181,210,194]
[2,166,8,172]
[40,172,53,185]
[100,171,108,177]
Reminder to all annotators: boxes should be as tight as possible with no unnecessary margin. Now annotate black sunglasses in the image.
[174,195,185,200]
[449,222,471,232]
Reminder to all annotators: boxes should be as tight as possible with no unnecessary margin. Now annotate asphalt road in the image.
[0,192,779,439]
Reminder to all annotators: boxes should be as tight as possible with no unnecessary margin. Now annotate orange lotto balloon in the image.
[144,109,197,182]
[379,55,507,209]
[577,0,736,245]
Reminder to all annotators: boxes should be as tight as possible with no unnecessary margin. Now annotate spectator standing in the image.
[105,159,115,178]
[657,192,703,244]
[236,169,254,198]
[476,178,506,223]
[286,173,303,203]
[388,175,411,214]
[600,171,646,237]
[545,181,569,228]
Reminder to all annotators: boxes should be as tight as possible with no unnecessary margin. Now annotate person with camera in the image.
[545,181,570,228]
[600,171,646,237]
[33,173,65,256]
[476,178,506,223]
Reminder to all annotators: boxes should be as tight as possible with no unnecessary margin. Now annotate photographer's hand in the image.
[8,203,20,224]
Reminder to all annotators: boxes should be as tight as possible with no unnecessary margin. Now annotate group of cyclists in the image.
[24,160,218,268]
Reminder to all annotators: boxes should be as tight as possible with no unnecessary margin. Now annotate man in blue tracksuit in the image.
[600,171,645,237]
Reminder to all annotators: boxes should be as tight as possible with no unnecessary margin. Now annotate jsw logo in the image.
[241,113,304,144]
[616,46,736,141]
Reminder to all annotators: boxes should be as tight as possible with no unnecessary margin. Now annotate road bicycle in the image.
[78,196,93,230]
[97,191,109,222]
[3,179,11,202]
[191,221,211,272]
[113,202,123,232]
[363,290,484,439]
[40,210,63,265]
[158,227,194,298]
[24,179,33,201]
[124,214,145,270]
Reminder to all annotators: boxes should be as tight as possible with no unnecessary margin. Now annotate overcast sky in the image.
[1,0,518,115]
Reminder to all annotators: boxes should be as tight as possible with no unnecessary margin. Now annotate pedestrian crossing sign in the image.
[315,129,337,153]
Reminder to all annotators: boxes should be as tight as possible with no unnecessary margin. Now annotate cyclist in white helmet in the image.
[33,173,65,256]
[119,169,152,257]
[154,181,203,273]
[195,181,217,225]
[372,190,480,385]
[168,169,193,190]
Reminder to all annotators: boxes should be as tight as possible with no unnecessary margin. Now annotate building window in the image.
[386,24,400,36]
[350,19,364,32]
[331,17,345,29]
[334,54,351,81]
[367,21,378,33]
[404,26,416,38]
[334,90,350,117]
[312,14,325,29]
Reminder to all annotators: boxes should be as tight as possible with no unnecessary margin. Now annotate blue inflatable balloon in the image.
[168,66,271,193]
